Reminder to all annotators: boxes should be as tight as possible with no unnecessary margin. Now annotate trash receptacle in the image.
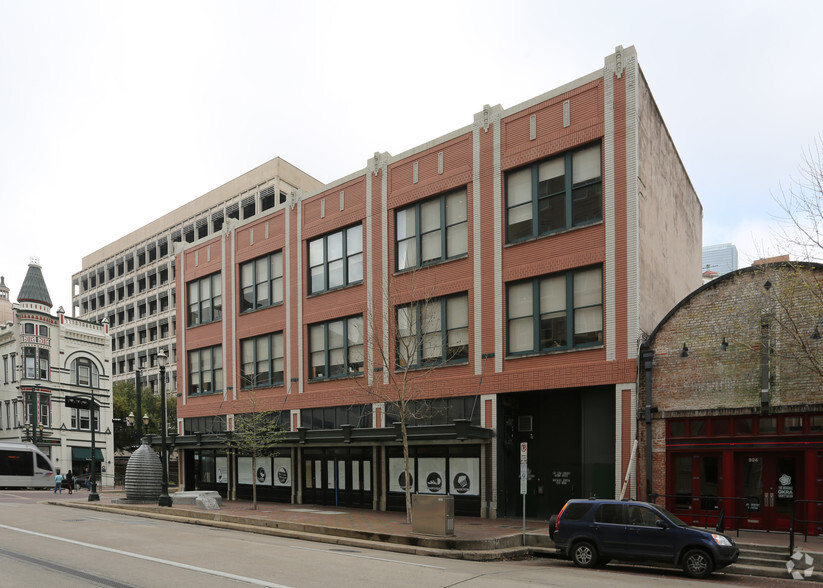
[411,494,454,535]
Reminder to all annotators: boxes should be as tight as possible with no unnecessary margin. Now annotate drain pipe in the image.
[641,348,655,500]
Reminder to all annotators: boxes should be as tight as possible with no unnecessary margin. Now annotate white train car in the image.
[0,442,56,489]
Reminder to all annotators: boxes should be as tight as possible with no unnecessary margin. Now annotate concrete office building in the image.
[71,159,324,397]
[170,46,703,519]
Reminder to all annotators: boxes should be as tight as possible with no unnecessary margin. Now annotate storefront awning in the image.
[71,447,104,461]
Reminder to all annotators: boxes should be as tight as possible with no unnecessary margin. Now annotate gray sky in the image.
[2,0,822,308]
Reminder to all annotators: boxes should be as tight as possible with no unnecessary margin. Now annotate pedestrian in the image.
[54,470,63,494]
[66,470,74,494]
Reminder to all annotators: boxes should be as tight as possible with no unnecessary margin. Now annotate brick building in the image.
[639,262,823,534]
[172,46,702,518]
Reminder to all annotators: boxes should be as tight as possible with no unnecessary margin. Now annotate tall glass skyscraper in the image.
[702,243,739,276]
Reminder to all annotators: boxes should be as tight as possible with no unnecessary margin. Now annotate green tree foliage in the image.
[112,380,177,451]
[226,391,285,510]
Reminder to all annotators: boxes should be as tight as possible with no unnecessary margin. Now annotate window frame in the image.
[239,251,284,313]
[308,224,363,295]
[187,272,223,327]
[395,188,468,271]
[71,357,100,388]
[395,292,469,369]
[505,142,602,243]
[506,266,603,355]
[308,315,364,381]
[188,345,223,396]
[240,331,285,389]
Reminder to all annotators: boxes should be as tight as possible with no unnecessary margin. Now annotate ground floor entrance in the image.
[302,447,374,509]
[663,412,823,534]
[737,453,801,532]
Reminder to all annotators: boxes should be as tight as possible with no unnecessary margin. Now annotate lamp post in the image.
[135,365,143,440]
[88,384,100,502]
[157,348,172,507]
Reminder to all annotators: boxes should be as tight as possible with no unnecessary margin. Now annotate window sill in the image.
[506,343,603,359]
[306,280,364,299]
[394,253,468,276]
[505,219,603,248]
[239,301,284,315]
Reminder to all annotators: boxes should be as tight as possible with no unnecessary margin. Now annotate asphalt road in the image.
[0,490,808,587]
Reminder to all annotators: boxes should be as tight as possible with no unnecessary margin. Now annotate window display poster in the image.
[389,457,415,493]
[273,457,291,487]
[238,456,272,486]
[363,461,371,491]
[449,457,479,496]
[216,456,228,484]
[418,457,446,494]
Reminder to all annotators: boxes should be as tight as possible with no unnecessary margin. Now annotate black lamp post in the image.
[88,384,100,502]
[157,348,172,507]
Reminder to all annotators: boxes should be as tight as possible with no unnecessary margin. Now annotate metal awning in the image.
[71,447,104,461]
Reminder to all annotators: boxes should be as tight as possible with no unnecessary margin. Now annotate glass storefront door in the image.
[738,453,800,531]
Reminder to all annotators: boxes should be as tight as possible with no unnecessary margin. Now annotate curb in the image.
[47,500,823,579]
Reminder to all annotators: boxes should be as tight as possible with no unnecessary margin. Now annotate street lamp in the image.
[157,348,172,507]
[88,382,100,502]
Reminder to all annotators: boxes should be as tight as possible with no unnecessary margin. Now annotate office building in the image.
[170,46,703,518]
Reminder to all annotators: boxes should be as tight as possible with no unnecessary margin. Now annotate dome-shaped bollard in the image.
[124,437,162,502]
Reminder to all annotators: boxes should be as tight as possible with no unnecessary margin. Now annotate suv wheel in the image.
[682,548,713,579]
[571,541,599,568]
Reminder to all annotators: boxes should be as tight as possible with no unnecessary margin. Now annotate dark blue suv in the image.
[549,499,739,579]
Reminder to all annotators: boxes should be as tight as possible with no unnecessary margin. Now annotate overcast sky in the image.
[1,1,822,309]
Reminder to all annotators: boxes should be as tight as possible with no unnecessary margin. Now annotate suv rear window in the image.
[561,503,594,521]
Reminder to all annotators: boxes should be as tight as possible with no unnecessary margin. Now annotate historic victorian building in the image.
[0,261,113,484]
[169,46,702,519]
[640,262,823,534]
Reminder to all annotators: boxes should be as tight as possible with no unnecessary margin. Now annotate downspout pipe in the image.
[641,348,655,499]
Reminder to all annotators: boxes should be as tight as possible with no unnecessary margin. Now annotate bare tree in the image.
[774,134,823,262]
[763,136,823,382]
[226,389,285,510]
[355,269,468,523]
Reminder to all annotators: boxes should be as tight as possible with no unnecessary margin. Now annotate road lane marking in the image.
[288,544,446,569]
[0,523,292,588]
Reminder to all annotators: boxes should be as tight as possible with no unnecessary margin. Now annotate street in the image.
[0,491,807,587]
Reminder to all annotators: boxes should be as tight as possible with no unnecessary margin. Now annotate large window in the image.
[308,224,363,294]
[188,346,223,396]
[70,405,100,431]
[240,332,284,389]
[300,404,373,429]
[396,293,469,368]
[309,316,363,380]
[23,347,36,379]
[240,251,283,312]
[507,266,602,354]
[396,188,467,271]
[187,273,222,326]
[506,143,602,242]
[71,357,100,388]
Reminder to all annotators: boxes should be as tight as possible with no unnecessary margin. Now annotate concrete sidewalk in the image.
[49,491,823,578]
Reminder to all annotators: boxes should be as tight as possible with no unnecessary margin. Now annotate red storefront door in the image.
[738,453,801,531]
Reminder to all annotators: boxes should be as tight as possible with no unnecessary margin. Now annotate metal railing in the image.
[790,499,823,555]
[648,493,755,537]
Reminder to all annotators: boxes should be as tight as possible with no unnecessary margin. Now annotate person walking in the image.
[54,470,63,493]
[66,470,74,494]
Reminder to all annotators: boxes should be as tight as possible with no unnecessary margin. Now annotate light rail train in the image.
[0,442,56,489]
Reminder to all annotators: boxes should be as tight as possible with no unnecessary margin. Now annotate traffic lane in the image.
[0,501,807,588]
[0,502,711,588]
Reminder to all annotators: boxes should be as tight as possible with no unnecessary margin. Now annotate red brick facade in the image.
[174,46,702,518]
